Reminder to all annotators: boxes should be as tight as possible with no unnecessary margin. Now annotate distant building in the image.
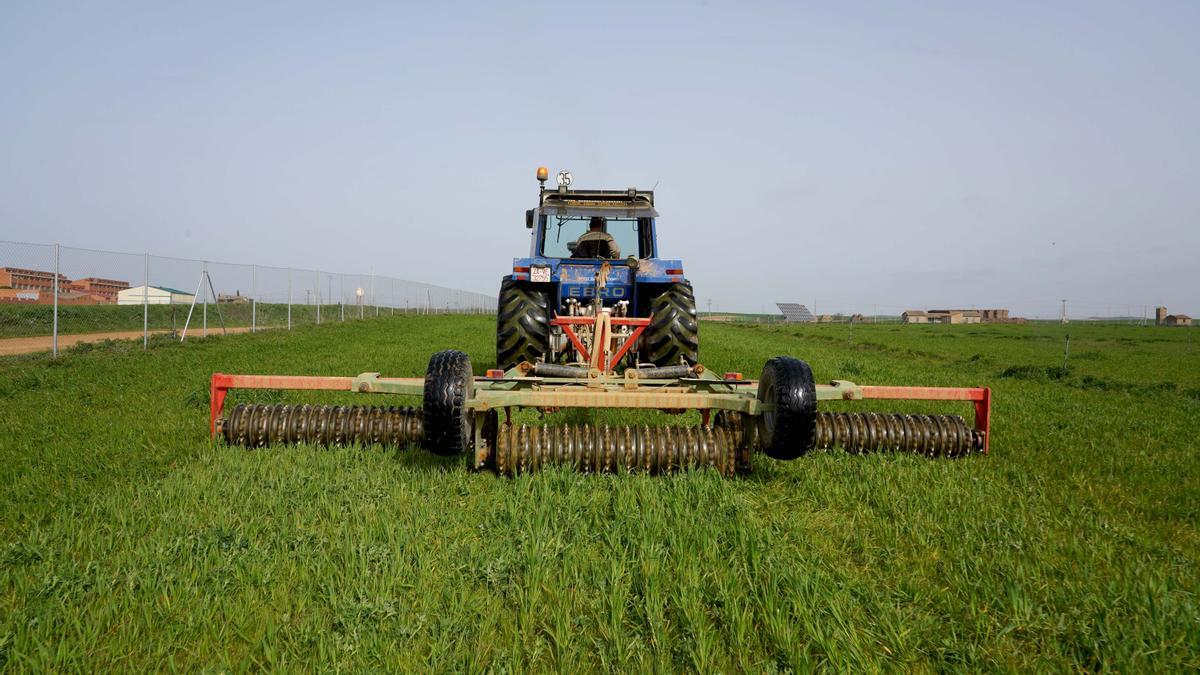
[816,314,834,323]
[117,285,196,305]
[0,288,105,305]
[68,277,130,303]
[1156,307,1192,327]
[55,291,104,305]
[0,268,129,304]
[928,310,982,324]
[0,267,68,293]
[0,289,42,304]
[218,292,250,304]
[906,308,1018,324]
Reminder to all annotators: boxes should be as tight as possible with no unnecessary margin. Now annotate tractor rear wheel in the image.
[644,282,699,366]
[757,356,817,460]
[496,276,550,370]
[423,349,475,456]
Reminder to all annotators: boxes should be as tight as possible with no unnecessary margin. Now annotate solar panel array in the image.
[776,303,815,323]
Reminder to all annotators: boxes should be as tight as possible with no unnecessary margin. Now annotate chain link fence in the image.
[0,241,495,356]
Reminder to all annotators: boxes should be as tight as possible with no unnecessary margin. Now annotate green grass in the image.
[1,317,1197,670]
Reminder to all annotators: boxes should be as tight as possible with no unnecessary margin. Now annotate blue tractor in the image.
[496,167,699,371]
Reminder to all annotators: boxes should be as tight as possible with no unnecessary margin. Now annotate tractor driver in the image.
[571,216,621,259]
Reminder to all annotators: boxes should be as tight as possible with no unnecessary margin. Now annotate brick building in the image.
[68,277,130,303]
[0,267,69,293]
[1155,307,1192,327]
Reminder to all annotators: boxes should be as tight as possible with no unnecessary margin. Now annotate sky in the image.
[1,0,1197,318]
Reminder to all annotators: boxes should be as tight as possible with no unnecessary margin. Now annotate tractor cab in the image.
[532,183,658,261]
[511,170,686,310]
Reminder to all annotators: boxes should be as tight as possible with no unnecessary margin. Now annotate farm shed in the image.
[929,310,982,325]
[117,285,196,305]
[902,311,929,324]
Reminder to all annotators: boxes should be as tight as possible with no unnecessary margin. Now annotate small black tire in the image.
[757,356,817,460]
[423,349,475,456]
[644,282,699,366]
[496,276,550,370]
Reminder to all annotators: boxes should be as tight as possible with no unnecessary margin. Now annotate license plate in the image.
[530,266,552,283]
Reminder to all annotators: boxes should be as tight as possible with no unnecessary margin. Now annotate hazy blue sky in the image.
[2,1,1197,317]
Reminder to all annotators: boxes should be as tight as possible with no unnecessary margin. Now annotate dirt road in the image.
[0,326,261,356]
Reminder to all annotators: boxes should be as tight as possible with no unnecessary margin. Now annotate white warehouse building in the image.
[117,285,196,305]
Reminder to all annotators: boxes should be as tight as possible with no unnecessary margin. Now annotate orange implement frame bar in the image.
[210,373,356,437]
[859,385,992,454]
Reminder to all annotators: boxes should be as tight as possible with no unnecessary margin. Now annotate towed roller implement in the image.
[210,351,991,476]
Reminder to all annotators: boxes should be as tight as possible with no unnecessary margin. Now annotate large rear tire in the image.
[757,356,817,460]
[643,282,699,366]
[496,276,550,370]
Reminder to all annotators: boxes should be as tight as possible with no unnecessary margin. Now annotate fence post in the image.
[372,273,378,317]
[52,243,59,358]
[142,253,149,349]
[287,269,292,330]
[315,270,321,325]
[251,265,257,333]
[202,261,208,338]
[340,275,344,321]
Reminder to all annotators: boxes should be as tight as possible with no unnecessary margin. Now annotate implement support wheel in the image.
[423,350,475,456]
[757,356,817,459]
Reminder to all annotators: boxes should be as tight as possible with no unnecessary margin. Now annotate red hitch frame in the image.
[551,314,652,373]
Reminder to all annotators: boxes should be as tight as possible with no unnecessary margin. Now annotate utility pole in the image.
[142,253,149,349]
[202,261,208,338]
[1060,299,1067,325]
[52,243,59,358]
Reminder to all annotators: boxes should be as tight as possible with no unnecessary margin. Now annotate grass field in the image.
[1,316,1197,670]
